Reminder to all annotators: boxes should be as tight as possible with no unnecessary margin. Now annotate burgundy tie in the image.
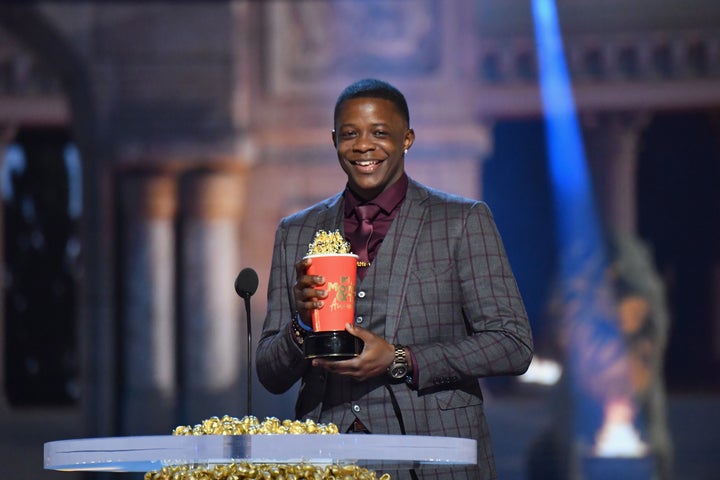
[350,204,381,272]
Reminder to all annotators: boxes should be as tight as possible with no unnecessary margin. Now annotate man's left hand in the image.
[311,324,394,381]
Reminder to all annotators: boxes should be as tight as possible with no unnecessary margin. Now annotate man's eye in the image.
[374,130,388,137]
[340,131,356,139]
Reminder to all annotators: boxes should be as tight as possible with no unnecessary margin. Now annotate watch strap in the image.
[388,344,409,379]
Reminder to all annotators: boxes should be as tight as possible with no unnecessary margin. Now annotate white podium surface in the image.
[44,434,477,472]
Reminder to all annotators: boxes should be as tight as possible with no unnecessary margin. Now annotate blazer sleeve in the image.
[255,219,310,394]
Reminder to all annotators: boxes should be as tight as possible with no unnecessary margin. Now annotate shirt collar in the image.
[344,173,409,216]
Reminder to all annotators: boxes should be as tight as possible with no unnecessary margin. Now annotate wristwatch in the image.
[387,344,409,379]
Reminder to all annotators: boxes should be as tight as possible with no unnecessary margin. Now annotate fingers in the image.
[294,258,326,291]
[293,258,327,313]
[294,257,312,278]
[311,356,378,382]
[345,324,389,350]
[311,326,394,381]
[312,357,364,379]
[345,323,371,340]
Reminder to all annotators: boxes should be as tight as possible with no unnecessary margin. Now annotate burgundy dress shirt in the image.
[343,173,408,266]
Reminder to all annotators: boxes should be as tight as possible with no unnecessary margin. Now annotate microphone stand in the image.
[241,292,252,415]
[235,267,258,416]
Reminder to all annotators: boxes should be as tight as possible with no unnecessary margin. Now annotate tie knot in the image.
[355,204,381,222]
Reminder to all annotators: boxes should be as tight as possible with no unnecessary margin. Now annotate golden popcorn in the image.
[147,416,389,480]
[144,463,391,480]
[172,415,340,436]
[306,229,352,256]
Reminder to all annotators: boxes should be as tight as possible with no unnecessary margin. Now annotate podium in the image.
[45,434,477,472]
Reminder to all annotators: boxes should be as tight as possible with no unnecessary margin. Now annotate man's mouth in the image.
[350,160,382,167]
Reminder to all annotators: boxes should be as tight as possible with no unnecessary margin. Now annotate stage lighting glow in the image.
[532,0,652,474]
[594,399,649,458]
[518,356,562,386]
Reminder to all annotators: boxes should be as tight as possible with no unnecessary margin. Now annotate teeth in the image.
[355,161,378,166]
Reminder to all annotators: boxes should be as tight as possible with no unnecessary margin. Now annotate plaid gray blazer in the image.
[256,178,533,479]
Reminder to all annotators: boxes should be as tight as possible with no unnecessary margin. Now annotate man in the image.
[256,78,533,479]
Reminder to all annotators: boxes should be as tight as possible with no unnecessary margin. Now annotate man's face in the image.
[333,97,414,201]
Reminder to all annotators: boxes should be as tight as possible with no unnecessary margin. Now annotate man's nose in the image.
[353,134,375,152]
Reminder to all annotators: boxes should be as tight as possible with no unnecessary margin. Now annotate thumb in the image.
[346,322,371,340]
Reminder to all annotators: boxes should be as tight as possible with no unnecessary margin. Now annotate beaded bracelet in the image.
[291,312,312,345]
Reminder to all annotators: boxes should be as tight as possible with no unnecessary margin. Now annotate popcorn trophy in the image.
[302,230,363,359]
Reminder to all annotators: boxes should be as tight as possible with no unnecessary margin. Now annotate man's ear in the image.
[404,128,415,151]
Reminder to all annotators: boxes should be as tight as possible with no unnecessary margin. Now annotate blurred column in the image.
[178,165,248,422]
[119,170,178,434]
[582,112,650,235]
[582,112,673,480]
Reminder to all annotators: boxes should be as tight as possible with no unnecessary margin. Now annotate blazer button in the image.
[355,316,364,325]
[357,291,366,299]
[352,404,361,413]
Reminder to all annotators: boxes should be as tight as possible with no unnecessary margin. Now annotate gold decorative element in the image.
[145,462,391,480]
[172,415,339,436]
[306,229,352,256]
[144,415,391,479]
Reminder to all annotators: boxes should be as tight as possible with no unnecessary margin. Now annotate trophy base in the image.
[304,331,363,360]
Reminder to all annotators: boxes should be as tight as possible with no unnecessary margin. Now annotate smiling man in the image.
[332,83,414,202]
[256,78,533,480]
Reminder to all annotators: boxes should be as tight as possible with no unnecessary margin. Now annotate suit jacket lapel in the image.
[381,180,429,340]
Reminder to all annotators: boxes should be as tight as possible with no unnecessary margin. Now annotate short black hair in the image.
[334,78,410,127]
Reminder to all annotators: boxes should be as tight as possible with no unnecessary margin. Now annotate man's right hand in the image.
[293,257,328,325]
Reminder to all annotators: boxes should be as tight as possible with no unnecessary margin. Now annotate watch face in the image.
[390,364,408,379]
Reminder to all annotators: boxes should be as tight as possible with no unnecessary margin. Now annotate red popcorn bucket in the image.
[303,253,363,359]
[306,254,358,331]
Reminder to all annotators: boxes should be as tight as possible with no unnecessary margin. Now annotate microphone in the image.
[235,267,259,299]
[234,267,259,415]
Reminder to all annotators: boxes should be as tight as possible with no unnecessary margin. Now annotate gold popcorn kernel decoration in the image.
[149,415,389,479]
[172,415,340,436]
[144,463,391,480]
[306,229,352,256]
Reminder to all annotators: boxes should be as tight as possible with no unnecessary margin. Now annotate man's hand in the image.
[312,323,395,382]
[293,257,328,325]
